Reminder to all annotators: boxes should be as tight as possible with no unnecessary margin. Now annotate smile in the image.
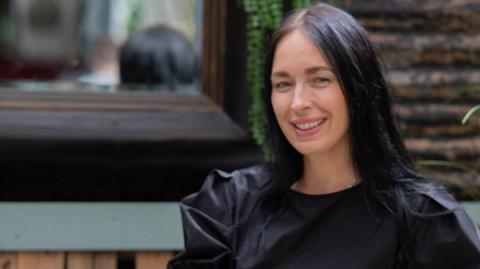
[293,118,326,130]
[291,118,327,137]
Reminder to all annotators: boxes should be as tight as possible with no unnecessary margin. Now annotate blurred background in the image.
[0,0,202,91]
[0,0,478,268]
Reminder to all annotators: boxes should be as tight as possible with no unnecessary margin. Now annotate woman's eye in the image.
[312,77,330,86]
[273,81,291,90]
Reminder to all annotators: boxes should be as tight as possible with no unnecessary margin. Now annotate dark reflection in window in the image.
[0,0,202,93]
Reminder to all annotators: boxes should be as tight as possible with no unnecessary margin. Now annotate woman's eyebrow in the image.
[305,66,333,74]
[271,71,290,78]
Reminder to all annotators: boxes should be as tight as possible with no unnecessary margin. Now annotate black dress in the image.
[168,165,480,269]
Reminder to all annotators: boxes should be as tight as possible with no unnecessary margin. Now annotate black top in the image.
[168,165,480,269]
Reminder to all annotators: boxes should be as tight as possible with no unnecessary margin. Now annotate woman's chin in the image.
[292,143,328,157]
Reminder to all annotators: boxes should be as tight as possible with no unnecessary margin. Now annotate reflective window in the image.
[0,0,203,93]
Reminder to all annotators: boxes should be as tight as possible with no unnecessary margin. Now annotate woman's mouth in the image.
[292,118,327,137]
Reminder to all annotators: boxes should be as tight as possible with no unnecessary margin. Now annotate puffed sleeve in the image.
[406,190,480,269]
[167,169,239,269]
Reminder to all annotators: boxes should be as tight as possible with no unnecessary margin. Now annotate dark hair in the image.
[254,3,443,262]
[119,25,196,90]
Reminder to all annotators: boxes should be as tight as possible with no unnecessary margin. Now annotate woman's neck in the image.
[296,143,359,195]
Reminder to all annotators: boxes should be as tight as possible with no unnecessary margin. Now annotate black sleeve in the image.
[407,191,480,269]
[167,169,238,269]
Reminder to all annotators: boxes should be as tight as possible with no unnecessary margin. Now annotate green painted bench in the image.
[0,201,480,251]
[0,201,478,269]
[0,202,183,251]
[0,202,183,269]
[0,201,479,252]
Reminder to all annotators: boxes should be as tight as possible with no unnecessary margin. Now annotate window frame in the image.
[0,0,242,142]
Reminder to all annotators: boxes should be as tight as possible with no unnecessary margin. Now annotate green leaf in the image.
[462,105,480,124]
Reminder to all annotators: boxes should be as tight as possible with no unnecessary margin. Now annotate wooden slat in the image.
[371,32,480,51]
[67,252,93,269]
[394,103,472,124]
[0,253,18,269]
[93,253,117,269]
[387,68,480,87]
[135,252,173,269]
[391,85,480,102]
[0,203,183,251]
[0,101,218,113]
[66,252,117,269]
[0,89,205,102]
[405,137,480,159]
[0,110,246,142]
[17,252,64,269]
[359,12,480,32]
[0,89,218,113]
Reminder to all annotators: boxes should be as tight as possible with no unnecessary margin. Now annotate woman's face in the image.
[270,30,350,158]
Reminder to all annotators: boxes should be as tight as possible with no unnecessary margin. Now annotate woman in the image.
[168,3,480,269]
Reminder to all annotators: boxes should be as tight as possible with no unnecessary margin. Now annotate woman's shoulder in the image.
[412,184,461,213]
[200,164,272,196]
[396,179,462,215]
[397,181,480,268]
[179,164,272,224]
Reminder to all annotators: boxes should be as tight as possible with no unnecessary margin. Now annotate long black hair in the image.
[255,2,441,262]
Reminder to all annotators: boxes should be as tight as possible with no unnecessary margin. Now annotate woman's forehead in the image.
[272,30,330,72]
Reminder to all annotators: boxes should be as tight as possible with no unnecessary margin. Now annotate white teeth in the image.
[294,119,325,130]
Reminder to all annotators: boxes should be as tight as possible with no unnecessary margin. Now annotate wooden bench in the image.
[0,202,183,269]
[0,201,479,269]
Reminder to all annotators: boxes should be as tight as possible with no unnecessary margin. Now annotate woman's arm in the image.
[167,169,237,269]
[406,191,480,269]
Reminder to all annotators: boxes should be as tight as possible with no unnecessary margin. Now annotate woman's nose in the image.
[291,85,313,112]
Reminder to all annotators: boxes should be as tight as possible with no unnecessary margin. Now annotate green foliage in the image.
[462,105,480,125]
[292,0,314,10]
